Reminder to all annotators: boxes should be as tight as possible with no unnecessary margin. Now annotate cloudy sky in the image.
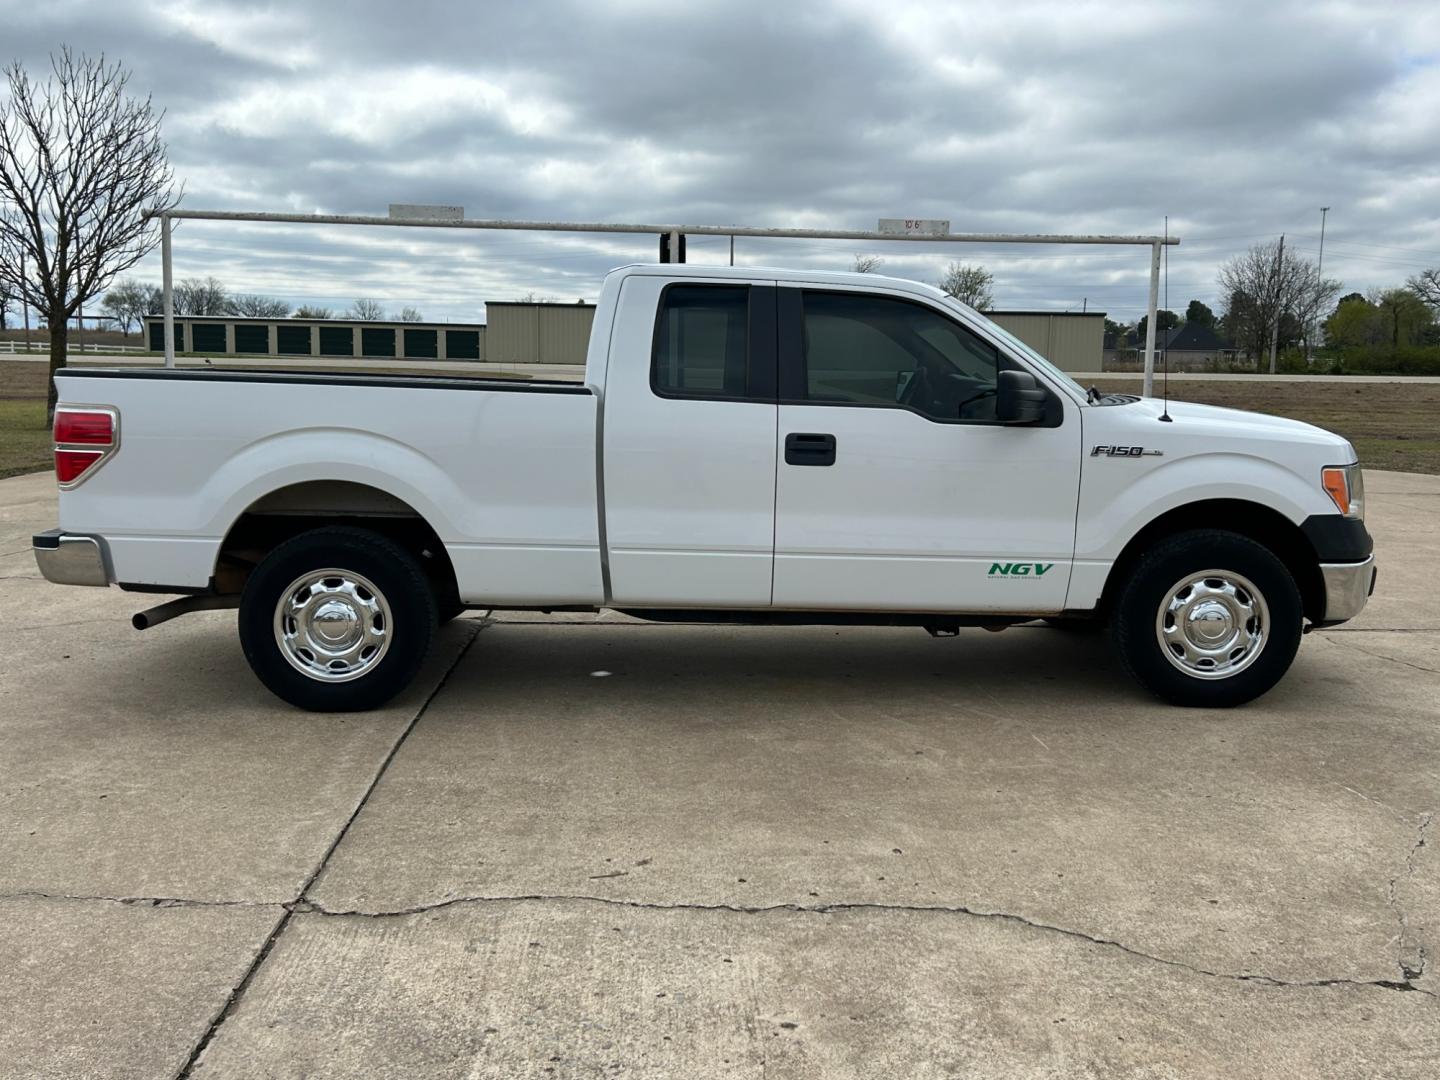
[6,0,1440,323]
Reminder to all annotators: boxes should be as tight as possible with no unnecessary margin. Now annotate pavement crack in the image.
[303,893,1438,1000]
[1389,811,1434,983]
[0,890,282,910]
[171,621,485,1080]
[1323,636,1440,675]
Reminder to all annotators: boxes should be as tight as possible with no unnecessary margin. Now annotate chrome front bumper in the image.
[33,529,111,587]
[1319,555,1376,624]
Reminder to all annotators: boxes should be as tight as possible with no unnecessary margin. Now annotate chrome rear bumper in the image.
[33,529,111,587]
[1319,555,1376,624]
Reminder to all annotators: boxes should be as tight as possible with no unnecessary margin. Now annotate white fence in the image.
[0,341,145,355]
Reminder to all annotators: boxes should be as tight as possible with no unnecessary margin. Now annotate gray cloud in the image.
[4,0,1438,321]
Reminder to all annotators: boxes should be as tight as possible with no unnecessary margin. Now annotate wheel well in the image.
[215,481,458,603]
[1098,499,1326,622]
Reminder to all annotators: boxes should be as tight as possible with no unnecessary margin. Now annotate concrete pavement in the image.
[0,469,1435,1078]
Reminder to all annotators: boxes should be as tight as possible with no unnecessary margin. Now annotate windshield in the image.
[934,295,1088,398]
[979,318,1089,398]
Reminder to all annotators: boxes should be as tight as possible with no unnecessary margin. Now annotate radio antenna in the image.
[1160,215,1173,422]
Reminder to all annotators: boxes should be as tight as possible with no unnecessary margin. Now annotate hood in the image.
[1118,396,1354,454]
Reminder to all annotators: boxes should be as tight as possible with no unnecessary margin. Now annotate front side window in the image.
[801,291,1000,421]
[653,285,749,398]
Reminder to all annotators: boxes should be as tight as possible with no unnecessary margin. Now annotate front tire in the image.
[1111,529,1302,707]
[239,526,437,711]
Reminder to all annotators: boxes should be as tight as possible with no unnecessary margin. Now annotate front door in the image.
[772,286,1081,613]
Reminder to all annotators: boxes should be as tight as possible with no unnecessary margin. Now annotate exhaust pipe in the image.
[132,593,239,630]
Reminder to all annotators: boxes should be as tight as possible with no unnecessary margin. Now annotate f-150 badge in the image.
[1091,445,1163,457]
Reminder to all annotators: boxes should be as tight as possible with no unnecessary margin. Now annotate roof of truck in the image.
[608,262,954,300]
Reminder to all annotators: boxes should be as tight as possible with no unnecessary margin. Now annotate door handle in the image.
[785,432,836,466]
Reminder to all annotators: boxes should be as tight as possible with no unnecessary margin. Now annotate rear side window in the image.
[652,285,749,398]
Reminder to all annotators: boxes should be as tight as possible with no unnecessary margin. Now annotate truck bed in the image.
[53,367,605,605]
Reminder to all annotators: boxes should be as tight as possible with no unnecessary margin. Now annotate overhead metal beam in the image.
[151,209,1178,391]
[148,209,1178,247]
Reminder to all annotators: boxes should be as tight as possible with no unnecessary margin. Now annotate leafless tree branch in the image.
[0,48,181,414]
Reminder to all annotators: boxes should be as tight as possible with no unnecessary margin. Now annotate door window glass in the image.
[801,291,1000,421]
[653,285,749,398]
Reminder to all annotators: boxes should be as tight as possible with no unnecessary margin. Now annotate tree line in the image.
[850,241,1440,375]
[95,276,424,335]
[1100,239,1439,372]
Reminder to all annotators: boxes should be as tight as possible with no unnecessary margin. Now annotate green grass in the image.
[0,399,51,480]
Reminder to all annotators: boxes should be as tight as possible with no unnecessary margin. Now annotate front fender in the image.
[1075,451,1328,562]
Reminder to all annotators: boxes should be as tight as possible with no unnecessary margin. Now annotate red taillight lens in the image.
[54,409,114,445]
[53,406,118,486]
[55,448,104,483]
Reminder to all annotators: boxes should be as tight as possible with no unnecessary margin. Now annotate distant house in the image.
[1159,321,1239,369]
[1103,321,1242,372]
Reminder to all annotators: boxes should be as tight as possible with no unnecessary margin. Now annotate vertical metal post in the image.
[1309,207,1329,365]
[669,229,682,265]
[161,215,175,367]
[730,234,734,266]
[1142,241,1161,398]
[21,251,32,352]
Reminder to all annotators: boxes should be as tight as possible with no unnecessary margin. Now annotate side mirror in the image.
[996,369,1046,424]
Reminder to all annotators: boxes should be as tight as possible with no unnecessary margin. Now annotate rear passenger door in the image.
[602,275,779,607]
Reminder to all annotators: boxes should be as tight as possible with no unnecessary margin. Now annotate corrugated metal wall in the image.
[987,312,1103,373]
[486,304,594,365]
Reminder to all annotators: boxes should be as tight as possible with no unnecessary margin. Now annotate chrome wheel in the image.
[1155,569,1269,680]
[273,568,392,683]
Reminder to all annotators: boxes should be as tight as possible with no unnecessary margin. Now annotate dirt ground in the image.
[1099,377,1440,475]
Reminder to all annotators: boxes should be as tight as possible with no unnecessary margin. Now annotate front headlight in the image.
[1322,463,1365,520]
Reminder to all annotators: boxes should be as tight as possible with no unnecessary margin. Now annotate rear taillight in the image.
[54,406,118,488]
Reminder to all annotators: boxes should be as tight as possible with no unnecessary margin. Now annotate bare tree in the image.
[173,275,229,315]
[347,298,385,321]
[99,278,153,335]
[293,305,333,319]
[936,261,995,310]
[1409,268,1440,310]
[397,305,424,322]
[1216,239,1339,365]
[229,293,290,318]
[0,50,180,416]
[852,254,884,274]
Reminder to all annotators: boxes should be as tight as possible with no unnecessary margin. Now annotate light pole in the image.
[1310,206,1330,364]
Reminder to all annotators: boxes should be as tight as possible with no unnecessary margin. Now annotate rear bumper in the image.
[1318,555,1376,625]
[32,529,111,587]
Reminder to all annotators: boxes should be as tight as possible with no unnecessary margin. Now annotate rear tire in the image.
[239,526,437,711]
[1111,529,1302,707]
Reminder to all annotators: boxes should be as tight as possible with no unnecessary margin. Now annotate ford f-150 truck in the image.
[34,264,1375,710]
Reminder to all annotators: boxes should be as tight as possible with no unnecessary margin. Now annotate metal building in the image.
[484,302,594,366]
[144,303,1104,372]
[144,315,487,361]
[986,311,1105,373]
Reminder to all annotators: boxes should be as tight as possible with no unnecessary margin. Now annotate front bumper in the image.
[33,529,111,587]
[1318,555,1376,624]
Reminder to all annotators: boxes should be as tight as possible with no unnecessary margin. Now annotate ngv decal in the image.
[988,562,1055,577]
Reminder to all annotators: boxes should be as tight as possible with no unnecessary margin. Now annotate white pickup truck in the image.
[34,264,1375,710]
